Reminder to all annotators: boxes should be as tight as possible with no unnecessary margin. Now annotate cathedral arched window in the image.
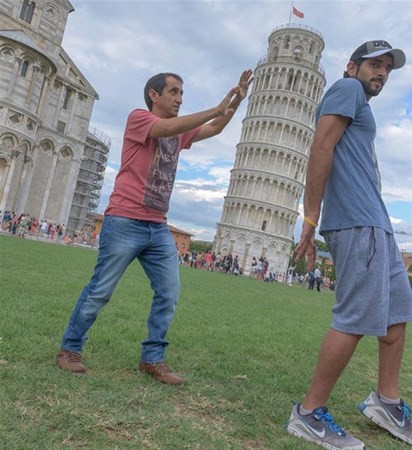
[19,60,29,77]
[19,0,36,24]
[63,89,74,110]
[40,139,54,153]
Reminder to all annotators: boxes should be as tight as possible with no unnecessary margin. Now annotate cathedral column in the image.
[213,233,222,254]
[242,242,251,271]
[291,71,297,91]
[309,81,315,99]
[275,71,281,89]
[14,155,33,214]
[36,73,50,116]
[25,65,40,109]
[293,129,299,148]
[298,75,304,93]
[0,149,21,211]
[53,83,66,128]
[38,150,59,219]
[59,157,82,224]
[279,123,285,144]
[245,205,251,228]
[258,179,264,199]
[285,98,291,117]
[268,208,275,232]
[5,58,20,100]
[236,205,242,224]
[229,239,235,255]
[67,92,79,135]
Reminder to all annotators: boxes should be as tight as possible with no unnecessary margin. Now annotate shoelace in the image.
[65,351,82,362]
[155,362,171,373]
[399,401,412,421]
[314,409,347,436]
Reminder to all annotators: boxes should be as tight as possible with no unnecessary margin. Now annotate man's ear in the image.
[148,88,159,105]
[346,61,358,77]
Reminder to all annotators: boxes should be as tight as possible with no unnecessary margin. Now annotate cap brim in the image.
[362,48,406,69]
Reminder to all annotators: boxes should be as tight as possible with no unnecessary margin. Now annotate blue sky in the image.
[63,0,412,251]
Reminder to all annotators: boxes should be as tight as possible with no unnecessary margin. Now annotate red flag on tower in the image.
[292,6,304,18]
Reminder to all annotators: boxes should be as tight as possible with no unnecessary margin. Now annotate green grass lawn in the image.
[0,234,411,450]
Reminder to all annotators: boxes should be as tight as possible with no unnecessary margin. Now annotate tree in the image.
[189,240,212,253]
[289,242,307,274]
[315,239,329,252]
[295,257,307,275]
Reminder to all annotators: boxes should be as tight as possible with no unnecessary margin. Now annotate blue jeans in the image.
[61,215,180,363]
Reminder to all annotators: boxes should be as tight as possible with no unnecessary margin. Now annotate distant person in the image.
[307,271,315,290]
[286,40,412,448]
[1,210,11,231]
[56,69,253,385]
[314,267,323,292]
[250,257,257,278]
[287,265,296,286]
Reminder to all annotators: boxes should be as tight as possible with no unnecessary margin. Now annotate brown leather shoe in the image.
[56,349,86,374]
[139,361,183,385]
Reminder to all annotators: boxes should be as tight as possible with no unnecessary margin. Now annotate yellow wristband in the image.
[304,216,318,229]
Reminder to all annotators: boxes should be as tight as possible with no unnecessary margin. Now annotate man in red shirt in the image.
[57,70,253,384]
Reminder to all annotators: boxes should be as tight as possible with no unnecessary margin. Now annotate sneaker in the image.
[286,403,365,449]
[56,349,86,374]
[138,361,183,385]
[359,391,412,444]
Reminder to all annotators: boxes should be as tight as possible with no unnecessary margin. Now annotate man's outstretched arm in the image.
[148,85,240,139]
[295,114,349,269]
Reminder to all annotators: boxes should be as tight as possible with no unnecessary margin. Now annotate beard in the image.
[358,78,384,97]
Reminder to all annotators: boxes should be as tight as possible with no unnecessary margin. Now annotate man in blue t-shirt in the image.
[286,41,412,449]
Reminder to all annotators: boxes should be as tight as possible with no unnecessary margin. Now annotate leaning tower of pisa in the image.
[213,24,326,276]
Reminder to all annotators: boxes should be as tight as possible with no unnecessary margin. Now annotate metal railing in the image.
[270,23,324,40]
[88,126,112,149]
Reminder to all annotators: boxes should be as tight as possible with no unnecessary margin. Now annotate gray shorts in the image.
[323,227,412,336]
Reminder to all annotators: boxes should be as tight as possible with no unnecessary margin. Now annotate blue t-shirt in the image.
[317,78,392,234]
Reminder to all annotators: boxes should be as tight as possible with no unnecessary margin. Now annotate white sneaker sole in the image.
[287,422,365,450]
[360,405,412,445]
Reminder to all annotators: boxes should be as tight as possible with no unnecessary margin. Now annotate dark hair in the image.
[343,59,363,78]
[144,72,183,111]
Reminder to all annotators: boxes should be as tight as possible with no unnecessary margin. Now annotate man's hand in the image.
[216,86,241,116]
[295,222,317,271]
[217,70,254,116]
[192,69,253,142]
[236,69,254,101]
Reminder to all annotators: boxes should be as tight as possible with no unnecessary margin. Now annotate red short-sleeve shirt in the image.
[105,109,200,222]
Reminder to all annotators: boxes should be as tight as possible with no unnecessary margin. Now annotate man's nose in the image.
[377,67,389,79]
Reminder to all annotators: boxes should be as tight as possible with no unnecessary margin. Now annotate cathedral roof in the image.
[1,29,44,54]
[0,29,57,72]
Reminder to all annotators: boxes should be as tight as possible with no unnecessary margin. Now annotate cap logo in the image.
[350,40,405,70]
[372,40,391,49]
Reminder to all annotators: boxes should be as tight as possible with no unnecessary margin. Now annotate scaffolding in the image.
[67,128,111,234]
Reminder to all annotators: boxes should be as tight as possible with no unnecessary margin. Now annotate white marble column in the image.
[38,150,59,219]
[14,155,33,214]
[59,157,82,224]
[0,149,20,211]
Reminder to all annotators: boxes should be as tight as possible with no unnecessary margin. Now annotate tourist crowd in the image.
[0,210,98,247]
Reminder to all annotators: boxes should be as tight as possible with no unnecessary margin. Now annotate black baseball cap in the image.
[350,40,406,69]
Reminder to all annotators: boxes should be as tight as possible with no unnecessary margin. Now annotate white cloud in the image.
[390,216,404,225]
